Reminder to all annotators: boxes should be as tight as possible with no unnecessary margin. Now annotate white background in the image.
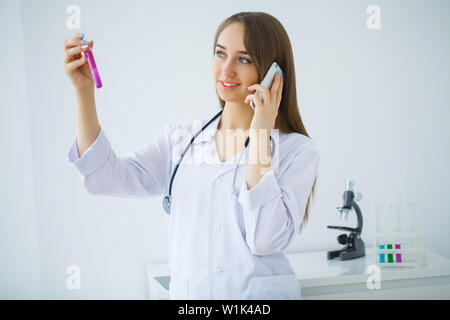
[1,0,449,299]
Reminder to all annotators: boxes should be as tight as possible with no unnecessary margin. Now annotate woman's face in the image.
[212,22,259,104]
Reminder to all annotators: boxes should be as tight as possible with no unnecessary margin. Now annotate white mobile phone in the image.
[249,61,285,111]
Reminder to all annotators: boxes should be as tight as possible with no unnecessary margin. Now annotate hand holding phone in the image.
[249,61,284,111]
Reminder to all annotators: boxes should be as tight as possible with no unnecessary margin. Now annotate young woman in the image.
[62,11,319,300]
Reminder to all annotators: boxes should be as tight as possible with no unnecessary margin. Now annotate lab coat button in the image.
[214,224,222,231]
[215,266,223,275]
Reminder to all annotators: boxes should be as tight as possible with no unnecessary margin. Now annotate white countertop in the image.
[146,246,450,299]
[289,247,450,287]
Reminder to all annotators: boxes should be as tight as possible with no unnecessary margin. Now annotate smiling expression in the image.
[212,22,259,104]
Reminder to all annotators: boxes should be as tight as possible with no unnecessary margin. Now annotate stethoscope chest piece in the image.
[163,195,172,214]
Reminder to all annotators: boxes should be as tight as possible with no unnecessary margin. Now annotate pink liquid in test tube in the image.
[84,49,102,89]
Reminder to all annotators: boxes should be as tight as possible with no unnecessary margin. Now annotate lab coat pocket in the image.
[169,279,188,300]
[248,274,301,300]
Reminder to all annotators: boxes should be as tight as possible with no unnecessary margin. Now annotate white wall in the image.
[0,0,42,299]
[1,0,449,299]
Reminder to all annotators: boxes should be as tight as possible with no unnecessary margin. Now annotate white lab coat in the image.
[68,109,319,300]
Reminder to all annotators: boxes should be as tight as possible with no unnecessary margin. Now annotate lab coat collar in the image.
[193,109,287,145]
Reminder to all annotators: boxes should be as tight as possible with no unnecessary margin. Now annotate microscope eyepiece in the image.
[345,179,354,192]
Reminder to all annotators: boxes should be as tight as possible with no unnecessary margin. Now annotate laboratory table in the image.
[145,247,450,299]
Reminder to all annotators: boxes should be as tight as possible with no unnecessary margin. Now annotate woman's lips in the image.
[220,81,240,90]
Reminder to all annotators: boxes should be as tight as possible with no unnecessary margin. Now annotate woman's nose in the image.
[222,60,236,76]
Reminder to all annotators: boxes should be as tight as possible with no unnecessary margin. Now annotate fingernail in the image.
[79,33,85,38]
[81,40,88,44]
[82,52,85,58]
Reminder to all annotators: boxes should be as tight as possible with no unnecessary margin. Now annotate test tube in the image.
[83,43,102,89]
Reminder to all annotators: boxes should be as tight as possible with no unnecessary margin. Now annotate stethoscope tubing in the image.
[163,108,274,214]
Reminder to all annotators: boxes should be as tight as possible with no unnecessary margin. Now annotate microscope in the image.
[327,179,365,261]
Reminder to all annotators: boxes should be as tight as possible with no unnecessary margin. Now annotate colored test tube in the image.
[388,254,394,263]
[85,49,102,88]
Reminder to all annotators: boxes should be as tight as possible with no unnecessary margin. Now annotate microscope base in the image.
[327,239,366,261]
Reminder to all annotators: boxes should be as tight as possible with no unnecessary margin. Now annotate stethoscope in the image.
[162,108,275,214]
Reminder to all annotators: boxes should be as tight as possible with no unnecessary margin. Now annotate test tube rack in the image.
[372,231,427,268]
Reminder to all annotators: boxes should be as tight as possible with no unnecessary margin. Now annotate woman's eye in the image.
[215,51,251,64]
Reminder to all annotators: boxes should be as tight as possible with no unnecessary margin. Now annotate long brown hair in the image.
[213,12,317,232]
